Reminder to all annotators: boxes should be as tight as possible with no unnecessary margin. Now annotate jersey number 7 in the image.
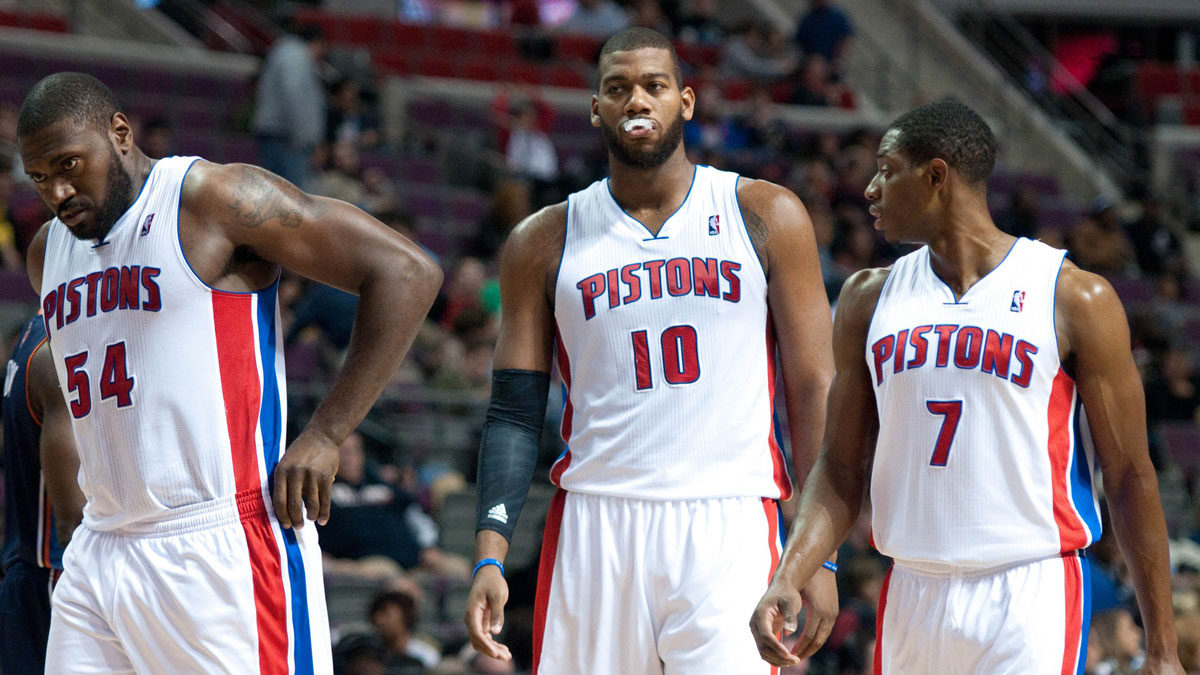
[63,343,135,418]
[926,400,962,467]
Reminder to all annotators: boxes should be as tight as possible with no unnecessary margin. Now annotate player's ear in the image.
[110,113,134,154]
[591,95,602,128]
[928,158,948,189]
[680,86,695,122]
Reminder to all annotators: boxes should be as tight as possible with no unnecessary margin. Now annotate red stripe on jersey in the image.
[212,292,288,675]
[873,566,893,675]
[761,497,782,674]
[765,315,791,500]
[550,325,573,486]
[1060,553,1083,675]
[533,489,567,675]
[1047,368,1087,551]
[761,498,781,582]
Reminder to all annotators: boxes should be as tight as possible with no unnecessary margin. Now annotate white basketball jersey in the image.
[40,156,287,531]
[552,165,791,500]
[866,238,1101,571]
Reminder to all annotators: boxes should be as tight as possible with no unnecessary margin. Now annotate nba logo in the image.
[1010,290,1025,312]
[707,214,720,235]
[140,213,155,237]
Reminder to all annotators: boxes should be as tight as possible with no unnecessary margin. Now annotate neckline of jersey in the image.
[603,164,698,240]
[926,236,1024,304]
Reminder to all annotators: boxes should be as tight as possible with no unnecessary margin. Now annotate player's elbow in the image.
[403,247,444,306]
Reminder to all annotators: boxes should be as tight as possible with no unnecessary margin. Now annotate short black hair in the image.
[17,72,118,138]
[887,99,997,186]
[598,27,683,89]
[368,590,417,632]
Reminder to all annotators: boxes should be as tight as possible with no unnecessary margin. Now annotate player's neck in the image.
[127,150,156,202]
[606,151,695,220]
[925,208,1015,298]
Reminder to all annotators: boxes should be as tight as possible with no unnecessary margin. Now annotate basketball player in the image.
[18,72,442,673]
[0,314,82,673]
[750,100,1183,674]
[464,28,837,673]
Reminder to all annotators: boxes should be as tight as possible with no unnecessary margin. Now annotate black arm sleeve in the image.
[475,369,551,541]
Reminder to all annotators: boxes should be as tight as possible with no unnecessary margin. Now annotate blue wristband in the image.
[822,560,838,573]
[473,558,505,578]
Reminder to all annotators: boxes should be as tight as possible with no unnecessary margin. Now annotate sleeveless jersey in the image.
[865,238,1101,571]
[40,156,287,532]
[551,165,791,500]
[1,315,63,570]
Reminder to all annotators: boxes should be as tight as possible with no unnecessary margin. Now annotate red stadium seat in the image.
[373,49,415,75]
[1137,62,1183,103]
[431,25,473,52]
[392,22,427,51]
[462,56,505,82]
[342,16,385,45]
[477,31,517,57]
[509,62,544,85]
[547,65,588,89]
[557,34,601,62]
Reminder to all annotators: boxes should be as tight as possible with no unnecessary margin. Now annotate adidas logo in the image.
[487,503,508,524]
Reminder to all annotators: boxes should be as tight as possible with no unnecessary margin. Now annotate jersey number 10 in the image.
[631,326,700,390]
[63,343,135,418]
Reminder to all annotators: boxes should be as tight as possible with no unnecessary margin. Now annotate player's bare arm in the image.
[738,177,837,659]
[181,161,443,529]
[466,202,566,661]
[751,267,887,668]
[1056,264,1184,674]
[27,338,83,548]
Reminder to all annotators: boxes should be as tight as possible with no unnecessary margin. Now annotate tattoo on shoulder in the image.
[224,166,325,229]
[741,205,770,272]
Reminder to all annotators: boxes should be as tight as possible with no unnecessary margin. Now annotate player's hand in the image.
[793,568,839,659]
[465,565,512,661]
[750,578,805,668]
[272,431,339,529]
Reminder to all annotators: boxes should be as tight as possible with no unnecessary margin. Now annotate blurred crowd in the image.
[1,1,1200,674]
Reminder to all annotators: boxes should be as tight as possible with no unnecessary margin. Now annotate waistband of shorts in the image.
[893,551,1080,578]
[92,487,272,537]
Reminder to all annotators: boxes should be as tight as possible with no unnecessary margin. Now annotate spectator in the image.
[318,432,471,579]
[369,589,441,672]
[1068,197,1135,276]
[1145,345,1200,425]
[720,22,798,83]
[558,0,628,38]
[793,0,854,70]
[996,185,1041,239]
[140,117,174,159]
[1090,607,1145,675]
[631,0,672,36]
[471,178,532,261]
[504,100,559,201]
[676,0,723,45]
[252,22,326,188]
[0,156,24,269]
[326,78,381,149]
[1127,197,1187,278]
[791,53,848,107]
[285,280,358,352]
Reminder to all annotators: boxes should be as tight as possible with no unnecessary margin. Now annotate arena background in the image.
[1,0,1198,672]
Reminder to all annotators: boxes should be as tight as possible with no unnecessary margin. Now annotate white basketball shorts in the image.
[532,491,783,675]
[45,489,332,674]
[875,552,1091,675]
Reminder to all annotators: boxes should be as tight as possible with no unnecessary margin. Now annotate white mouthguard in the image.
[622,119,653,132]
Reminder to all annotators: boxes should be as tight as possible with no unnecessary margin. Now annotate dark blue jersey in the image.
[1,315,63,571]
